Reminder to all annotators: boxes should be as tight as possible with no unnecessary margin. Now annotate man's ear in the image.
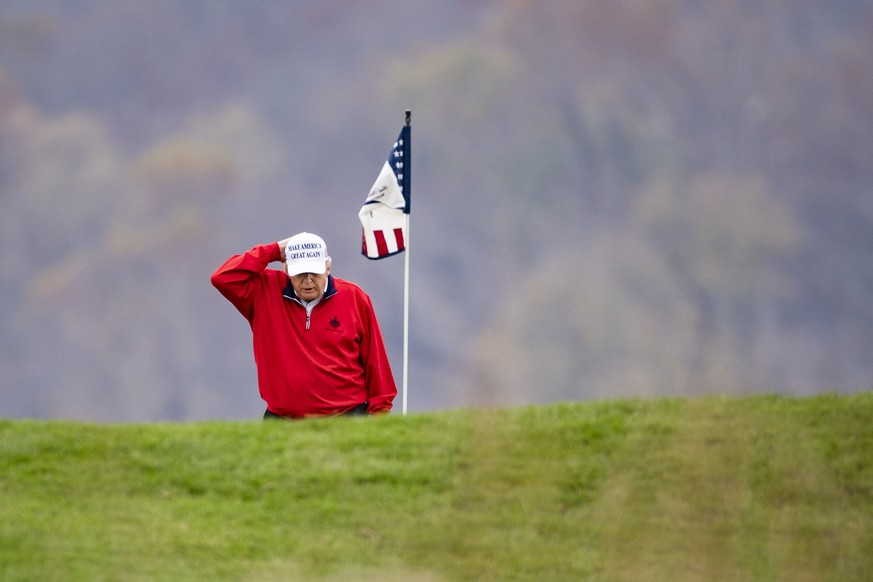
[325,257,332,275]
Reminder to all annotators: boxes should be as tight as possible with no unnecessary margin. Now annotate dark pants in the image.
[263,402,369,420]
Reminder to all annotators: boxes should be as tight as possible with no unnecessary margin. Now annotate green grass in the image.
[2,393,872,581]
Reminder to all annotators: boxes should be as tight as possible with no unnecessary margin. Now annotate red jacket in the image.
[211,243,397,417]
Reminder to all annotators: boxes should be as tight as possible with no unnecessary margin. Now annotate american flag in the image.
[359,123,410,259]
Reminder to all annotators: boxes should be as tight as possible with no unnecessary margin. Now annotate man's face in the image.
[289,270,328,301]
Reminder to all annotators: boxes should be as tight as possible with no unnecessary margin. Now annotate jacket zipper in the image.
[285,287,334,331]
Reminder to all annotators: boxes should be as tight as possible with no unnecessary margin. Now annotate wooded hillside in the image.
[1,1,871,420]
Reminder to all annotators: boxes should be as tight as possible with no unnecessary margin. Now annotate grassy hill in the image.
[2,393,872,581]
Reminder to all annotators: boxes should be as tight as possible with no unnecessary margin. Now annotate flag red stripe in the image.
[393,228,405,251]
[374,230,389,257]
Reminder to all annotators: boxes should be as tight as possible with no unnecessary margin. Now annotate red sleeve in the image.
[359,294,398,414]
[210,243,282,320]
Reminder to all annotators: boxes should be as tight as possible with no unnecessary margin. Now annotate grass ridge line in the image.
[1,392,872,581]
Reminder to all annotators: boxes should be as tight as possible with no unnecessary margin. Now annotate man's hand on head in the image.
[277,237,291,262]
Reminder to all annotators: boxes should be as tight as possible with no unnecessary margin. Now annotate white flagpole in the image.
[401,109,411,416]
[402,212,410,415]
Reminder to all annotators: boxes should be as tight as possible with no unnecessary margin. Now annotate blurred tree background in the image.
[1,0,871,420]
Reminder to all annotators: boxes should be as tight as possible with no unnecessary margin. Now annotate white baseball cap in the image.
[284,232,329,276]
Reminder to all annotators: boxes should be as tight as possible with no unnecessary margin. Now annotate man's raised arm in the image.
[210,242,284,318]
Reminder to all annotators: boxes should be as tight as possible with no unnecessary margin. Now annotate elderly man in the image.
[211,232,397,419]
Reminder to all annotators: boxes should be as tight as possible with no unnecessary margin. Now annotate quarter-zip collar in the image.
[282,275,337,329]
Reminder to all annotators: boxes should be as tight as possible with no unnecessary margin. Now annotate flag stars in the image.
[393,147,404,181]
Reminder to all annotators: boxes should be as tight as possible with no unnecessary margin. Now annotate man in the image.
[211,232,397,419]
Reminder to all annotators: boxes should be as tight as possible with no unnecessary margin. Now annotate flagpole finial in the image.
[405,109,411,125]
